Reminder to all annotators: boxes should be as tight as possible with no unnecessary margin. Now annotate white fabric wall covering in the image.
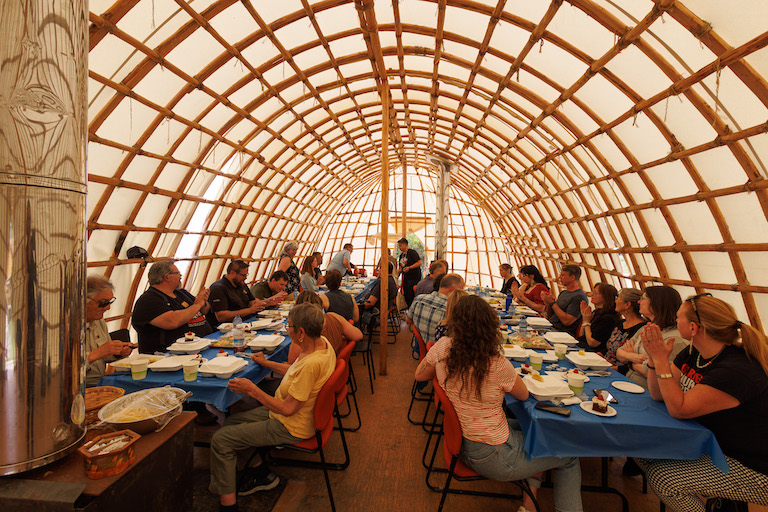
[81,0,768,331]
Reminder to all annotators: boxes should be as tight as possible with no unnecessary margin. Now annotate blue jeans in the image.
[461,419,583,512]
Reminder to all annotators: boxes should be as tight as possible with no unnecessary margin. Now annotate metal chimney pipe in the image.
[0,0,89,475]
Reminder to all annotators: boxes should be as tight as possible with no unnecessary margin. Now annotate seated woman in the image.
[415,295,583,512]
[209,303,336,511]
[602,288,646,370]
[321,269,359,324]
[433,288,469,341]
[277,241,300,295]
[292,290,363,355]
[510,264,549,315]
[622,285,687,389]
[578,283,621,353]
[638,295,768,512]
[299,255,319,293]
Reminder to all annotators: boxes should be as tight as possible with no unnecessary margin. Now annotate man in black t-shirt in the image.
[132,260,213,353]
[208,259,265,327]
[397,237,422,308]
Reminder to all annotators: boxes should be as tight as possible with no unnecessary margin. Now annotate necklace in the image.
[695,347,725,369]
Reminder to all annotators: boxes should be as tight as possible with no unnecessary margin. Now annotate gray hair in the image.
[287,303,325,338]
[86,274,114,299]
[148,260,175,285]
[282,241,299,255]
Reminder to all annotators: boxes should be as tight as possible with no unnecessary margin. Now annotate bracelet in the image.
[647,364,656,370]
[656,373,673,379]
[582,322,591,327]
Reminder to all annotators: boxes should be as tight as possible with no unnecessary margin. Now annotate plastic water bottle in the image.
[232,314,244,352]
[519,316,528,338]
[293,290,298,302]
[505,294,513,312]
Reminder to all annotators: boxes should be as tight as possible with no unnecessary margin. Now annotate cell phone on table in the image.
[593,389,618,404]
[535,402,571,417]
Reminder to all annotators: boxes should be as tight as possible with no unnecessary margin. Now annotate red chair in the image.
[336,340,361,431]
[269,359,349,512]
[428,379,539,512]
[408,325,434,428]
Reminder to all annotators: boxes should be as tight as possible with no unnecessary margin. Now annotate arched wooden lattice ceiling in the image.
[85,0,768,331]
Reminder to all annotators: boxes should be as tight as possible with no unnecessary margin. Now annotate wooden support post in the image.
[379,83,390,375]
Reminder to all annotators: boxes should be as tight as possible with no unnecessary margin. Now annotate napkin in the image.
[560,397,582,406]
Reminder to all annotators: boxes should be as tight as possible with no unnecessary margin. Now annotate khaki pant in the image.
[208,407,303,495]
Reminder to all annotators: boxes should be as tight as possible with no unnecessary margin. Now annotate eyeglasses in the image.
[237,270,249,278]
[90,297,116,308]
[687,293,712,324]
[167,271,181,276]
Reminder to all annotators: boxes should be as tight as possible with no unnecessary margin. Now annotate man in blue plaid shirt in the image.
[406,273,465,344]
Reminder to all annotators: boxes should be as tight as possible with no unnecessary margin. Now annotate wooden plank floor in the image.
[195,320,767,512]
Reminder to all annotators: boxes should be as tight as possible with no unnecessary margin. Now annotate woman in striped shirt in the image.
[415,294,583,512]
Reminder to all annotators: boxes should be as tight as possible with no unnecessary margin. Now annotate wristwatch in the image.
[656,373,674,379]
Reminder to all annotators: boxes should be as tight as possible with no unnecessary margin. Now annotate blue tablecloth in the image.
[504,357,729,472]
[98,318,291,412]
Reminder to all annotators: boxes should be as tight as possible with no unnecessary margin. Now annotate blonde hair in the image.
[683,295,768,374]
[444,289,469,325]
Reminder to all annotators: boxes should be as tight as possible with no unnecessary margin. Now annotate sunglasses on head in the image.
[687,293,712,324]
[90,297,116,308]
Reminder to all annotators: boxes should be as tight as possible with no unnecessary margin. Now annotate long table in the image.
[503,354,726,511]
[99,321,292,412]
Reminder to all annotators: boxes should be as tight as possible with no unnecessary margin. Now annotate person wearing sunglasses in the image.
[84,274,133,387]
[132,260,212,354]
[638,294,768,511]
[208,259,266,327]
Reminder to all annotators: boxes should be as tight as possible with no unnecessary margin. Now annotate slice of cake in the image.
[591,396,608,413]
[184,331,195,341]
[519,363,533,374]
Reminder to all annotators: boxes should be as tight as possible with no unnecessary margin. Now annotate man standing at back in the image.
[132,260,213,354]
[326,243,354,276]
[397,237,422,308]
[407,273,464,344]
[541,263,588,336]
[208,259,265,327]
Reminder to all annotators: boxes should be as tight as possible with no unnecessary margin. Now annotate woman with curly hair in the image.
[578,283,621,353]
[415,295,583,512]
[433,289,469,341]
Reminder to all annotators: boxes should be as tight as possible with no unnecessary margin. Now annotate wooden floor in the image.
[194,320,767,512]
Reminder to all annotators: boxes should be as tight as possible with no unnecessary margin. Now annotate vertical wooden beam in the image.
[379,82,390,375]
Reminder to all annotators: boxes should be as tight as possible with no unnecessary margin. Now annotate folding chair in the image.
[269,359,350,512]
[407,325,434,428]
[336,340,361,431]
[427,379,539,512]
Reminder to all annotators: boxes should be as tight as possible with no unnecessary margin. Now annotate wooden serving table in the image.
[0,412,196,512]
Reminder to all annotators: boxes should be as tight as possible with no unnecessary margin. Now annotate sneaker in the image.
[237,471,280,496]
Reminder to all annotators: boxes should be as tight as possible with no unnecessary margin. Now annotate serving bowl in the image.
[98,387,187,434]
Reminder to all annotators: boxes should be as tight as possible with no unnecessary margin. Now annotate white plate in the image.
[566,352,612,370]
[611,381,645,394]
[580,401,617,417]
[167,338,211,354]
[543,332,579,345]
[547,370,590,383]
[110,354,162,372]
[198,356,247,378]
[148,354,198,372]
[175,336,201,344]
[249,319,273,330]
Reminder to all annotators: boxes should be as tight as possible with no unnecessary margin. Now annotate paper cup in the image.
[182,360,199,382]
[529,353,543,371]
[131,361,148,380]
[554,343,568,360]
[567,372,586,394]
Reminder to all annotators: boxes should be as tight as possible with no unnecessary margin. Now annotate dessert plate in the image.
[580,401,617,417]
[611,381,645,394]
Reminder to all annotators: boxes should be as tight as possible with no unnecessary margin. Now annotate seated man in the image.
[132,260,213,354]
[209,259,265,327]
[541,263,588,336]
[85,274,133,387]
[414,260,448,297]
[249,271,289,306]
[407,273,465,344]
[359,263,398,330]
